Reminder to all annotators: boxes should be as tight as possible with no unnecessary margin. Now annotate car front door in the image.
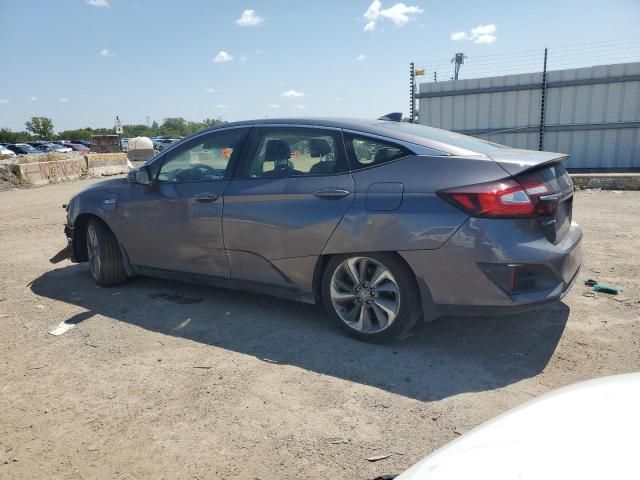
[118,127,249,277]
[222,125,355,289]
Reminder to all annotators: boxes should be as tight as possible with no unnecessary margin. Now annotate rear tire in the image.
[86,218,127,287]
[321,252,421,342]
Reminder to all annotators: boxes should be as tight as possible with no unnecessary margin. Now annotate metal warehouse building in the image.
[417,62,640,171]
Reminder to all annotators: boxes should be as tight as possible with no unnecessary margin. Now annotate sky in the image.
[0,0,639,131]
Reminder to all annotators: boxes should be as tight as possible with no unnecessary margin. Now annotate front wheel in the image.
[86,219,127,287]
[321,253,421,342]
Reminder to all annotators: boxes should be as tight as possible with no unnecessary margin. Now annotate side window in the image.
[239,127,348,178]
[344,133,411,171]
[156,128,246,183]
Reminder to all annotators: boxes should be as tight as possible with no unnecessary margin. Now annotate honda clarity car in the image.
[60,117,582,341]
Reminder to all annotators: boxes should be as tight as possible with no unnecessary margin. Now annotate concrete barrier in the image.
[86,153,128,176]
[10,157,87,185]
[571,173,640,191]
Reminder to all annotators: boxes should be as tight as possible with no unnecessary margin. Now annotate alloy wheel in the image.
[329,256,401,333]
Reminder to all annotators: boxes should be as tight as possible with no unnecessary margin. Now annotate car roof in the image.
[198,117,498,156]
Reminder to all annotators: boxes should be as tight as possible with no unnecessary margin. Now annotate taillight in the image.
[438,179,537,218]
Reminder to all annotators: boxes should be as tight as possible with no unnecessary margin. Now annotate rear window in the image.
[344,133,411,171]
[376,122,507,154]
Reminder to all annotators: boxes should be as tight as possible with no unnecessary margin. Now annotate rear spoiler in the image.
[487,148,569,176]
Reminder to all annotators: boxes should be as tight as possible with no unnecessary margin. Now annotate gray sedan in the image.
[61,117,582,341]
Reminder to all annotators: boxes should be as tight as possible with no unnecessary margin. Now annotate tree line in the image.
[0,116,226,143]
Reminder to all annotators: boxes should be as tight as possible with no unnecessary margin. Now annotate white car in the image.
[396,374,639,480]
[0,145,17,157]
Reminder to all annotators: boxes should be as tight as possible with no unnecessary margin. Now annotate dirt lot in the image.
[1,179,639,480]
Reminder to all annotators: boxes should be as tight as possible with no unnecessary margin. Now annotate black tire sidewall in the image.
[321,252,420,342]
[87,222,102,282]
[87,219,127,287]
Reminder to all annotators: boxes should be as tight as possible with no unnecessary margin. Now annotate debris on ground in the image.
[366,454,392,462]
[592,284,621,295]
[584,278,598,287]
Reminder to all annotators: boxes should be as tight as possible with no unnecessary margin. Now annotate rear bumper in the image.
[400,219,583,319]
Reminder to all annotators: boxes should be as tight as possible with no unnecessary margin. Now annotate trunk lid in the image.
[504,152,574,244]
[486,148,569,176]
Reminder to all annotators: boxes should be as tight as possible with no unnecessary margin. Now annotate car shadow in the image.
[31,264,569,401]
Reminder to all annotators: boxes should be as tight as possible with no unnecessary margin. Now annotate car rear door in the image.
[117,127,249,277]
[222,125,354,288]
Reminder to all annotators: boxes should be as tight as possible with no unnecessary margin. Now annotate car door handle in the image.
[194,192,219,203]
[313,188,351,200]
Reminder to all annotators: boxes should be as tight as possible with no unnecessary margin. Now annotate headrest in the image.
[374,147,398,164]
[309,138,331,157]
[264,139,291,162]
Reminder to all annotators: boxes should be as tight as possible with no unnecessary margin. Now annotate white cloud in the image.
[254,49,264,55]
[296,105,306,109]
[213,51,233,63]
[29,96,37,101]
[451,24,497,44]
[59,98,69,103]
[0,99,9,103]
[356,54,366,61]
[333,96,342,102]
[99,48,115,57]
[204,88,215,93]
[216,104,228,109]
[281,89,304,98]
[363,0,423,31]
[239,56,247,62]
[450,31,468,41]
[268,104,280,109]
[236,9,264,27]
[86,0,109,7]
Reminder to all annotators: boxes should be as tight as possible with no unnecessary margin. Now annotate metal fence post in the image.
[538,48,548,151]
[410,62,416,123]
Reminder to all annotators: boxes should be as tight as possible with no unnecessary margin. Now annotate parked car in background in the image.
[153,138,179,151]
[70,139,90,147]
[6,143,42,155]
[60,116,582,341]
[0,144,17,157]
[28,142,72,153]
[66,143,90,153]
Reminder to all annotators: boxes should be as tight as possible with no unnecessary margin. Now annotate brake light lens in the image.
[439,179,538,218]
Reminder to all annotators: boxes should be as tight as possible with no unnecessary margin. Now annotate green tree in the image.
[161,117,189,137]
[25,117,54,139]
[57,127,111,141]
[202,118,224,129]
[0,128,32,143]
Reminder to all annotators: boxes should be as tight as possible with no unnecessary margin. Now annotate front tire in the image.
[321,253,421,342]
[86,218,127,287]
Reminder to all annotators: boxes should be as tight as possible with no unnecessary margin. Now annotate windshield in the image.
[17,144,38,152]
[376,121,508,154]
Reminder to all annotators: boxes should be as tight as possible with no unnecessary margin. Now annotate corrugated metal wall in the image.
[417,62,640,170]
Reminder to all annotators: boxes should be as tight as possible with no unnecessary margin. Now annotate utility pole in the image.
[451,52,467,80]
[433,71,437,82]
[538,48,548,151]
[114,115,123,152]
[409,62,416,123]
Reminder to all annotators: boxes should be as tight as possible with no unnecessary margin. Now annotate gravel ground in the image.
[0,180,638,479]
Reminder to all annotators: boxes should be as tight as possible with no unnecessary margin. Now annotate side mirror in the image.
[128,166,152,185]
